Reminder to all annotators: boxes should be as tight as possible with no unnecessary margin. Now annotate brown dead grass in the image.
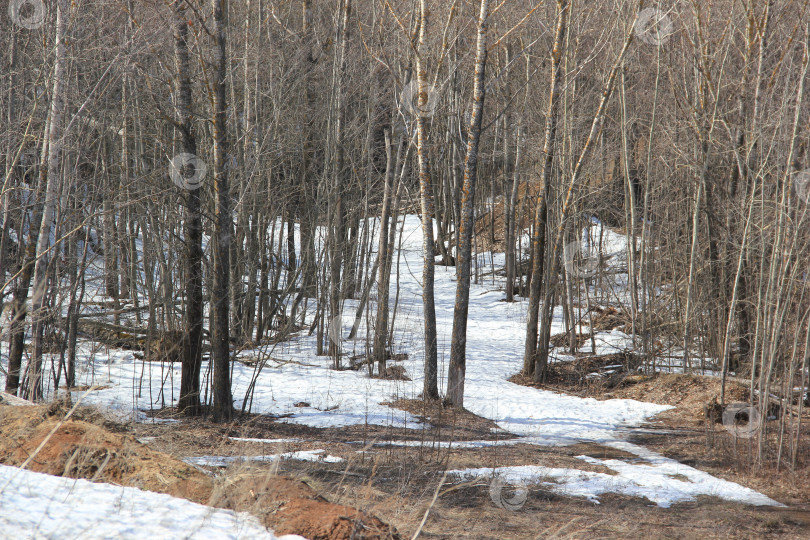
[384,398,510,439]
[601,372,751,425]
[589,305,632,332]
[510,366,810,528]
[473,181,540,253]
[6,375,808,539]
[0,402,212,503]
[123,398,810,539]
[0,403,400,540]
[511,362,751,425]
[212,471,400,539]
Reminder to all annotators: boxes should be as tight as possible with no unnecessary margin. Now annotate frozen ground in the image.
[0,215,782,519]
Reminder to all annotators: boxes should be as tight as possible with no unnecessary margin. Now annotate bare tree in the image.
[27,0,70,400]
[446,0,490,407]
[210,0,233,422]
[523,0,568,377]
[174,0,204,415]
[415,0,440,400]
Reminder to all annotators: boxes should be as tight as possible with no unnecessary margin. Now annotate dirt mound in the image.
[385,398,514,439]
[0,403,212,503]
[0,402,401,539]
[604,373,751,424]
[212,472,401,540]
[511,367,752,426]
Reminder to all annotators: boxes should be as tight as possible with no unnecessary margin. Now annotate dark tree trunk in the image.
[374,129,396,372]
[446,0,489,408]
[414,0,440,400]
[174,0,204,415]
[210,0,233,422]
[524,0,568,377]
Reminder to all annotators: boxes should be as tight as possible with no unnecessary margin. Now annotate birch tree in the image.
[446,0,489,407]
[28,0,70,400]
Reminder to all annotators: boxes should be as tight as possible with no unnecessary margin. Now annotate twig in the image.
[411,470,447,540]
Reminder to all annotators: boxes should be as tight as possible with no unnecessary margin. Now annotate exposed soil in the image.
[0,402,400,540]
[0,402,212,503]
[212,472,400,539]
[4,367,810,539]
[384,398,513,439]
[122,397,810,538]
[510,360,753,426]
[509,365,810,536]
[600,372,751,424]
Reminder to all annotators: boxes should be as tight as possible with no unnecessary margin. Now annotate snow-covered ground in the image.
[184,449,345,467]
[0,464,304,540]
[448,439,780,508]
[0,215,782,521]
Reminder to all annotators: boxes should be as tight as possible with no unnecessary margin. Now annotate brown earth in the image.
[213,472,400,539]
[599,372,751,425]
[0,402,400,540]
[0,402,212,503]
[122,393,810,539]
[510,366,810,527]
[511,360,752,425]
[4,373,810,539]
[472,181,540,253]
[385,398,512,438]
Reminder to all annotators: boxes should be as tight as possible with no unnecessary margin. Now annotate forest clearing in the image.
[2,0,810,538]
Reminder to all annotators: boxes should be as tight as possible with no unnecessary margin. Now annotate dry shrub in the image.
[211,470,401,540]
[604,373,750,423]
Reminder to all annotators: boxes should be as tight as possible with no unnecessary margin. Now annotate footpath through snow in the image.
[0,215,782,512]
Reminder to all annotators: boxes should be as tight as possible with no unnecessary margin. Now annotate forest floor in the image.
[129,371,809,539]
[3,376,808,539]
[2,215,809,538]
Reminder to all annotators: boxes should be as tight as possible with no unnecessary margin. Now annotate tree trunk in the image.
[535,2,641,382]
[28,0,70,401]
[446,0,489,408]
[523,0,568,376]
[174,0,204,415]
[210,0,233,422]
[374,129,396,372]
[415,0,439,400]
[505,124,523,302]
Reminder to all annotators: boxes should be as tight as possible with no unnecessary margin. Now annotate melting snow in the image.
[448,439,781,508]
[0,215,782,510]
[0,464,304,539]
[185,449,345,467]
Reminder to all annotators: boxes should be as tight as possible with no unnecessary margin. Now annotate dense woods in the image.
[2,0,810,470]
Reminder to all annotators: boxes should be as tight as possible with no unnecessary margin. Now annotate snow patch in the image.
[185,449,344,467]
[0,464,302,539]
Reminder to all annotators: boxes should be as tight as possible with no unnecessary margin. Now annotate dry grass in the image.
[5,368,810,539]
[0,402,400,539]
[127,397,810,539]
[0,402,212,503]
